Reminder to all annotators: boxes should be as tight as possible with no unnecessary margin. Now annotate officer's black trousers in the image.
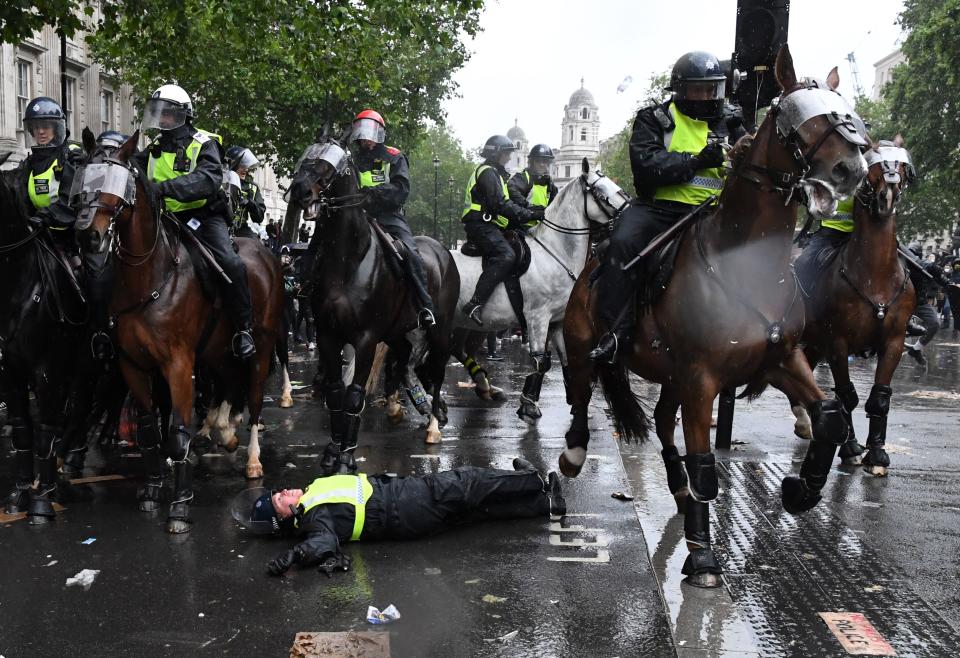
[595,203,685,331]
[463,218,515,304]
[195,216,253,329]
[364,466,549,540]
[914,301,941,346]
[379,217,434,312]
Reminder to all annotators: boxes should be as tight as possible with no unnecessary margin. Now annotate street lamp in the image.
[432,155,440,240]
[447,175,456,249]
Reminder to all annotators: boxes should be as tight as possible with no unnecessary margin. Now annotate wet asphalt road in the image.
[1,333,959,656]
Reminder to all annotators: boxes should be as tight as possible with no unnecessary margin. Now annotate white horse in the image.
[452,159,629,422]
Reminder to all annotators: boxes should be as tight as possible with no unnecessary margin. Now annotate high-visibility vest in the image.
[820,196,854,233]
[653,103,724,206]
[27,143,81,210]
[463,164,510,228]
[524,170,550,209]
[234,180,259,225]
[359,160,390,189]
[147,129,222,213]
[296,473,374,541]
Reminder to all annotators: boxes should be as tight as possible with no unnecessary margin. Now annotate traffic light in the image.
[732,0,790,127]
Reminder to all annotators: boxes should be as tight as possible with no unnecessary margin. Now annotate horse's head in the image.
[860,134,915,219]
[579,158,630,225]
[289,138,353,222]
[73,126,141,254]
[769,46,868,217]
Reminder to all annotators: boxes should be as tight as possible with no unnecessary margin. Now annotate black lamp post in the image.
[447,175,456,249]
[432,155,440,239]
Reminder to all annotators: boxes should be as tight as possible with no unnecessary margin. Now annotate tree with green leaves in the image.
[85,0,483,175]
[882,0,960,236]
[0,0,88,44]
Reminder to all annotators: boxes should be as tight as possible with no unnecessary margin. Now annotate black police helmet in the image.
[96,130,129,150]
[668,51,726,121]
[23,96,67,152]
[481,134,518,161]
[528,144,555,160]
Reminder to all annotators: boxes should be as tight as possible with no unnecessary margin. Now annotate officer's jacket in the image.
[629,99,742,202]
[462,161,540,229]
[507,169,558,209]
[355,144,409,219]
[132,123,224,218]
[17,141,83,229]
[236,178,266,225]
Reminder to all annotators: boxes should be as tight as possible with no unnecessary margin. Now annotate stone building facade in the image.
[553,79,601,186]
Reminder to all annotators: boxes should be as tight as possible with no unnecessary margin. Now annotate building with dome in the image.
[505,119,529,173]
[553,79,601,186]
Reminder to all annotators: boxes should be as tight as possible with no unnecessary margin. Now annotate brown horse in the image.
[560,46,869,586]
[790,137,916,476]
[77,129,284,533]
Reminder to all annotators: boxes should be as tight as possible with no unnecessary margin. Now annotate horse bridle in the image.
[854,144,914,215]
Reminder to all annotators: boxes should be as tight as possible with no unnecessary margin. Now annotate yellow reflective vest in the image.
[463,164,510,228]
[27,143,81,211]
[653,103,725,206]
[524,170,550,209]
[296,474,374,541]
[147,129,222,213]
[820,196,854,233]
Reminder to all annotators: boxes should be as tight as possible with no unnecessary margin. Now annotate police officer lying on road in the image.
[233,459,565,576]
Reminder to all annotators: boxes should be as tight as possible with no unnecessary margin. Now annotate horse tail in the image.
[596,362,649,442]
[736,379,768,401]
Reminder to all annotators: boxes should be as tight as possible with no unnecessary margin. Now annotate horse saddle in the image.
[588,231,683,311]
[794,237,846,296]
[178,228,223,304]
[460,230,532,276]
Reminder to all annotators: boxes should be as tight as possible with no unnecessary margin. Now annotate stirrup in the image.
[90,331,115,361]
[589,334,619,364]
[232,330,256,359]
[418,308,437,329]
[463,302,484,327]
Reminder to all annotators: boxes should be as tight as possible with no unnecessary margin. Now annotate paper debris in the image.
[81,537,96,545]
[483,630,518,644]
[65,569,100,590]
[482,594,506,604]
[366,604,401,624]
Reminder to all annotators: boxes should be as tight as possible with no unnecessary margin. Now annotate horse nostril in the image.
[833,162,850,184]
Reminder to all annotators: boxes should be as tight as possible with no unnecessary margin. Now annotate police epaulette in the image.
[653,106,674,132]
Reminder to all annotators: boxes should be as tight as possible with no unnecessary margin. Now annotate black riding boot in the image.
[403,251,436,328]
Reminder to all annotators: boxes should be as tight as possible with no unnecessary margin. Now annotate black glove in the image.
[27,213,47,230]
[531,208,546,222]
[318,553,351,578]
[693,142,725,169]
[156,180,173,199]
[361,188,378,210]
[267,548,298,576]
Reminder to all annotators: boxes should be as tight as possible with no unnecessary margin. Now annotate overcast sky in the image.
[442,0,906,151]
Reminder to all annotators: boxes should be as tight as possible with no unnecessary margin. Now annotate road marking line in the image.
[547,550,610,563]
[550,522,602,533]
[550,534,609,547]
[409,454,441,459]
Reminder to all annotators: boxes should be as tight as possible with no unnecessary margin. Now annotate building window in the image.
[101,89,114,133]
[16,59,32,133]
[581,108,589,119]
[580,127,587,142]
[64,76,77,137]
[564,165,571,178]
[568,126,573,142]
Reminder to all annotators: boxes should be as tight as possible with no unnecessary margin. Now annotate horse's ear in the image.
[581,157,589,175]
[117,130,140,161]
[0,152,11,167]
[314,127,325,142]
[774,44,797,91]
[82,127,97,154]
[893,133,905,147]
[826,66,840,91]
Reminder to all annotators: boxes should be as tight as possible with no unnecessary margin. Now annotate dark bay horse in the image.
[561,47,869,586]
[0,152,89,522]
[790,137,916,476]
[288,138,459,468]
[77,129,284,533]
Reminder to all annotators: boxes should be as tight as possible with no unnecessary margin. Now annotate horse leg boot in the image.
[336,384,365,474]
[862,384,892,476]
[782,399,848,514]
[834,382,864,465]
[137,412,164,512]
[662,446,689,514]
[4,420,34,513]
[518,351,551,423]
[166,424,193,534]
[560,404,590,477]
[681,453,722,587]
[321,381,346,475]
[28,424,61,524]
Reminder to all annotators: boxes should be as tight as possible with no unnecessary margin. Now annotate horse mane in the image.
[728,134,755,171]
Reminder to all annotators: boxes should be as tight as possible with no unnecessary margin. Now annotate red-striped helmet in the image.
[352,109,386,143]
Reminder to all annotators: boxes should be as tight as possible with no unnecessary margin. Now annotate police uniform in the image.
[132,123,255,341]
[259,463,562,576]
[794,197,854,290]
[462,160,542,314]
[233,177,266,237]
[507,168,558,210]
[355,143,434,317]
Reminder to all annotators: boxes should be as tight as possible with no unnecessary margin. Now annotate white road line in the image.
[547,550,610,563]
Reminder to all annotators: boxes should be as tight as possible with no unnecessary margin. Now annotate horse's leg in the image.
[457,328,505,401]
[829,353,864,466]
[28,363,70,524]
[244,343,274,480]
[3,373,34,514]
[337,336,377,471]
[317,333,347,472]
[120,363,164,513]
[423,325,452,439]
[385,339,412,425]
[862,336,902,476]
[161,353,196,534]
[768,347,848,515]
[791,346,820,440]
[517,314,552,424]
[559,288,595,477]
[549,325,574,406]
[678,374,724,588]
[655,387,688,514]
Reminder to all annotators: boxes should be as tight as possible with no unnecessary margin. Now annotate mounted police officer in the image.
[233,458,564,577]
[508,144,558,211]
[225,145,266,238]
[95,130,130,154]
[132,84,256,358]
[461,135,544,326]
[590,51,742,363]
[350,109,436,329]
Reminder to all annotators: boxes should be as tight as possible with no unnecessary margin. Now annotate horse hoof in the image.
[793,425,813,440]
[863,464,888,477]
[279,394,294,409]
[246,464,264,480]
[489,387,507,402]
[222,436,239,453]
[781,475,821,515]
[167,519,192,534]
[517,406,541,425]
[559,448,585,478]
[673,487,689,515]
[139,500,160,513]
[683,572,723,589]
[840,454,863,467]
[424,428,442,444]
